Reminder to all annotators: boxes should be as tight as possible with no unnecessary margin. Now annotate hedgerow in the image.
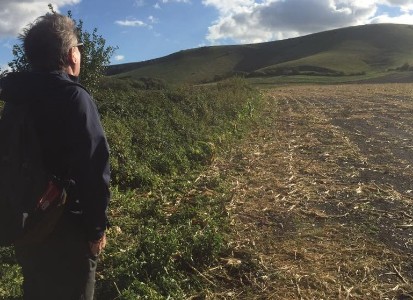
[0,76,263,299]
[97,77,259,190]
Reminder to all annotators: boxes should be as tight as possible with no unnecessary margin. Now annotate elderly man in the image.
[0,13,110,300]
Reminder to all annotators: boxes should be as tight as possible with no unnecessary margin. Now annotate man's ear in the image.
[65,47,77,75]
[68,47,78,64]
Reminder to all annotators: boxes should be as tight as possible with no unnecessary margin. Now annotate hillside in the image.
[107,23,413,84]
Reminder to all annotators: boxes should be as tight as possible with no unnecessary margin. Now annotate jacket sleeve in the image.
[66,86,110,241]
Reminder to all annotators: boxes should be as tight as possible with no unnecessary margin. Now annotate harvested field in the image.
[206,84,413,299]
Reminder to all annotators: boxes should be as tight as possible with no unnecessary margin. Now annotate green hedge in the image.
[0,76,263,299]
[96,77,260,190]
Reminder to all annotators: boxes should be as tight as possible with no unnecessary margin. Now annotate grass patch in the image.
[245,71,398,87]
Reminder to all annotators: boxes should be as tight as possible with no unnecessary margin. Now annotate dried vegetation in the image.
[204,84,413,299]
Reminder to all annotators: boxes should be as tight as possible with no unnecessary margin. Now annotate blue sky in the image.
[1,0,413,69]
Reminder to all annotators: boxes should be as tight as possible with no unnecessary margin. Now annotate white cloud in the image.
[0,63,11,72]
[115,19,148,27]
[115,15,157,28]
[162,0,191,3]
[203,0,255,15]
[382,0,413,7]
[2,41,13,50]
[114,55,125,61]
[370,12,413,23]
[153,0,190,10]
[0,0,80,38]
[134,0,145,7]
[203,0,413,44]
[148,16,158,23]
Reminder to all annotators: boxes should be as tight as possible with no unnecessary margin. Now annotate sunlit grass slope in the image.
[107,23,413,84]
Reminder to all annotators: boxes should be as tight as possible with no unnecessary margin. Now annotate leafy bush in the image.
[0,77,263,299]
[94,77,262,298]
[95,173,232,299]
[0,247,22,299]
[96,77,261,190]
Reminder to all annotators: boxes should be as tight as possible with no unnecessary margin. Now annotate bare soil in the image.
[207,84,413,299]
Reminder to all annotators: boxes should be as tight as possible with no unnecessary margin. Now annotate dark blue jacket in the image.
[0,71,110,241]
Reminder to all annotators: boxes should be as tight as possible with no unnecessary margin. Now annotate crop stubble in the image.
[208,84,413,299]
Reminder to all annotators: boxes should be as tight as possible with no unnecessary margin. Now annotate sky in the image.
[1,0,413,69]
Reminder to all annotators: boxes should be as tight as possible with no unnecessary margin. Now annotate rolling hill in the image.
[107,23,413,84]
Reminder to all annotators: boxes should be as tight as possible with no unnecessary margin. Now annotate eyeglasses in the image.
[73,42,84,52]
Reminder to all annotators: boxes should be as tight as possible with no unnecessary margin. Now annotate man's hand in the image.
[89,233,107,256]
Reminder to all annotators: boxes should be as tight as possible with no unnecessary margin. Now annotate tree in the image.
[68,10,118,95]
[8,5,117,95]
[8,44,30,73]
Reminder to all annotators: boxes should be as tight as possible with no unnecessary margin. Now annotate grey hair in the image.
[22,13,78,72]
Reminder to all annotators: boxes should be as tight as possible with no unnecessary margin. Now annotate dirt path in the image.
[211,84,413,299]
